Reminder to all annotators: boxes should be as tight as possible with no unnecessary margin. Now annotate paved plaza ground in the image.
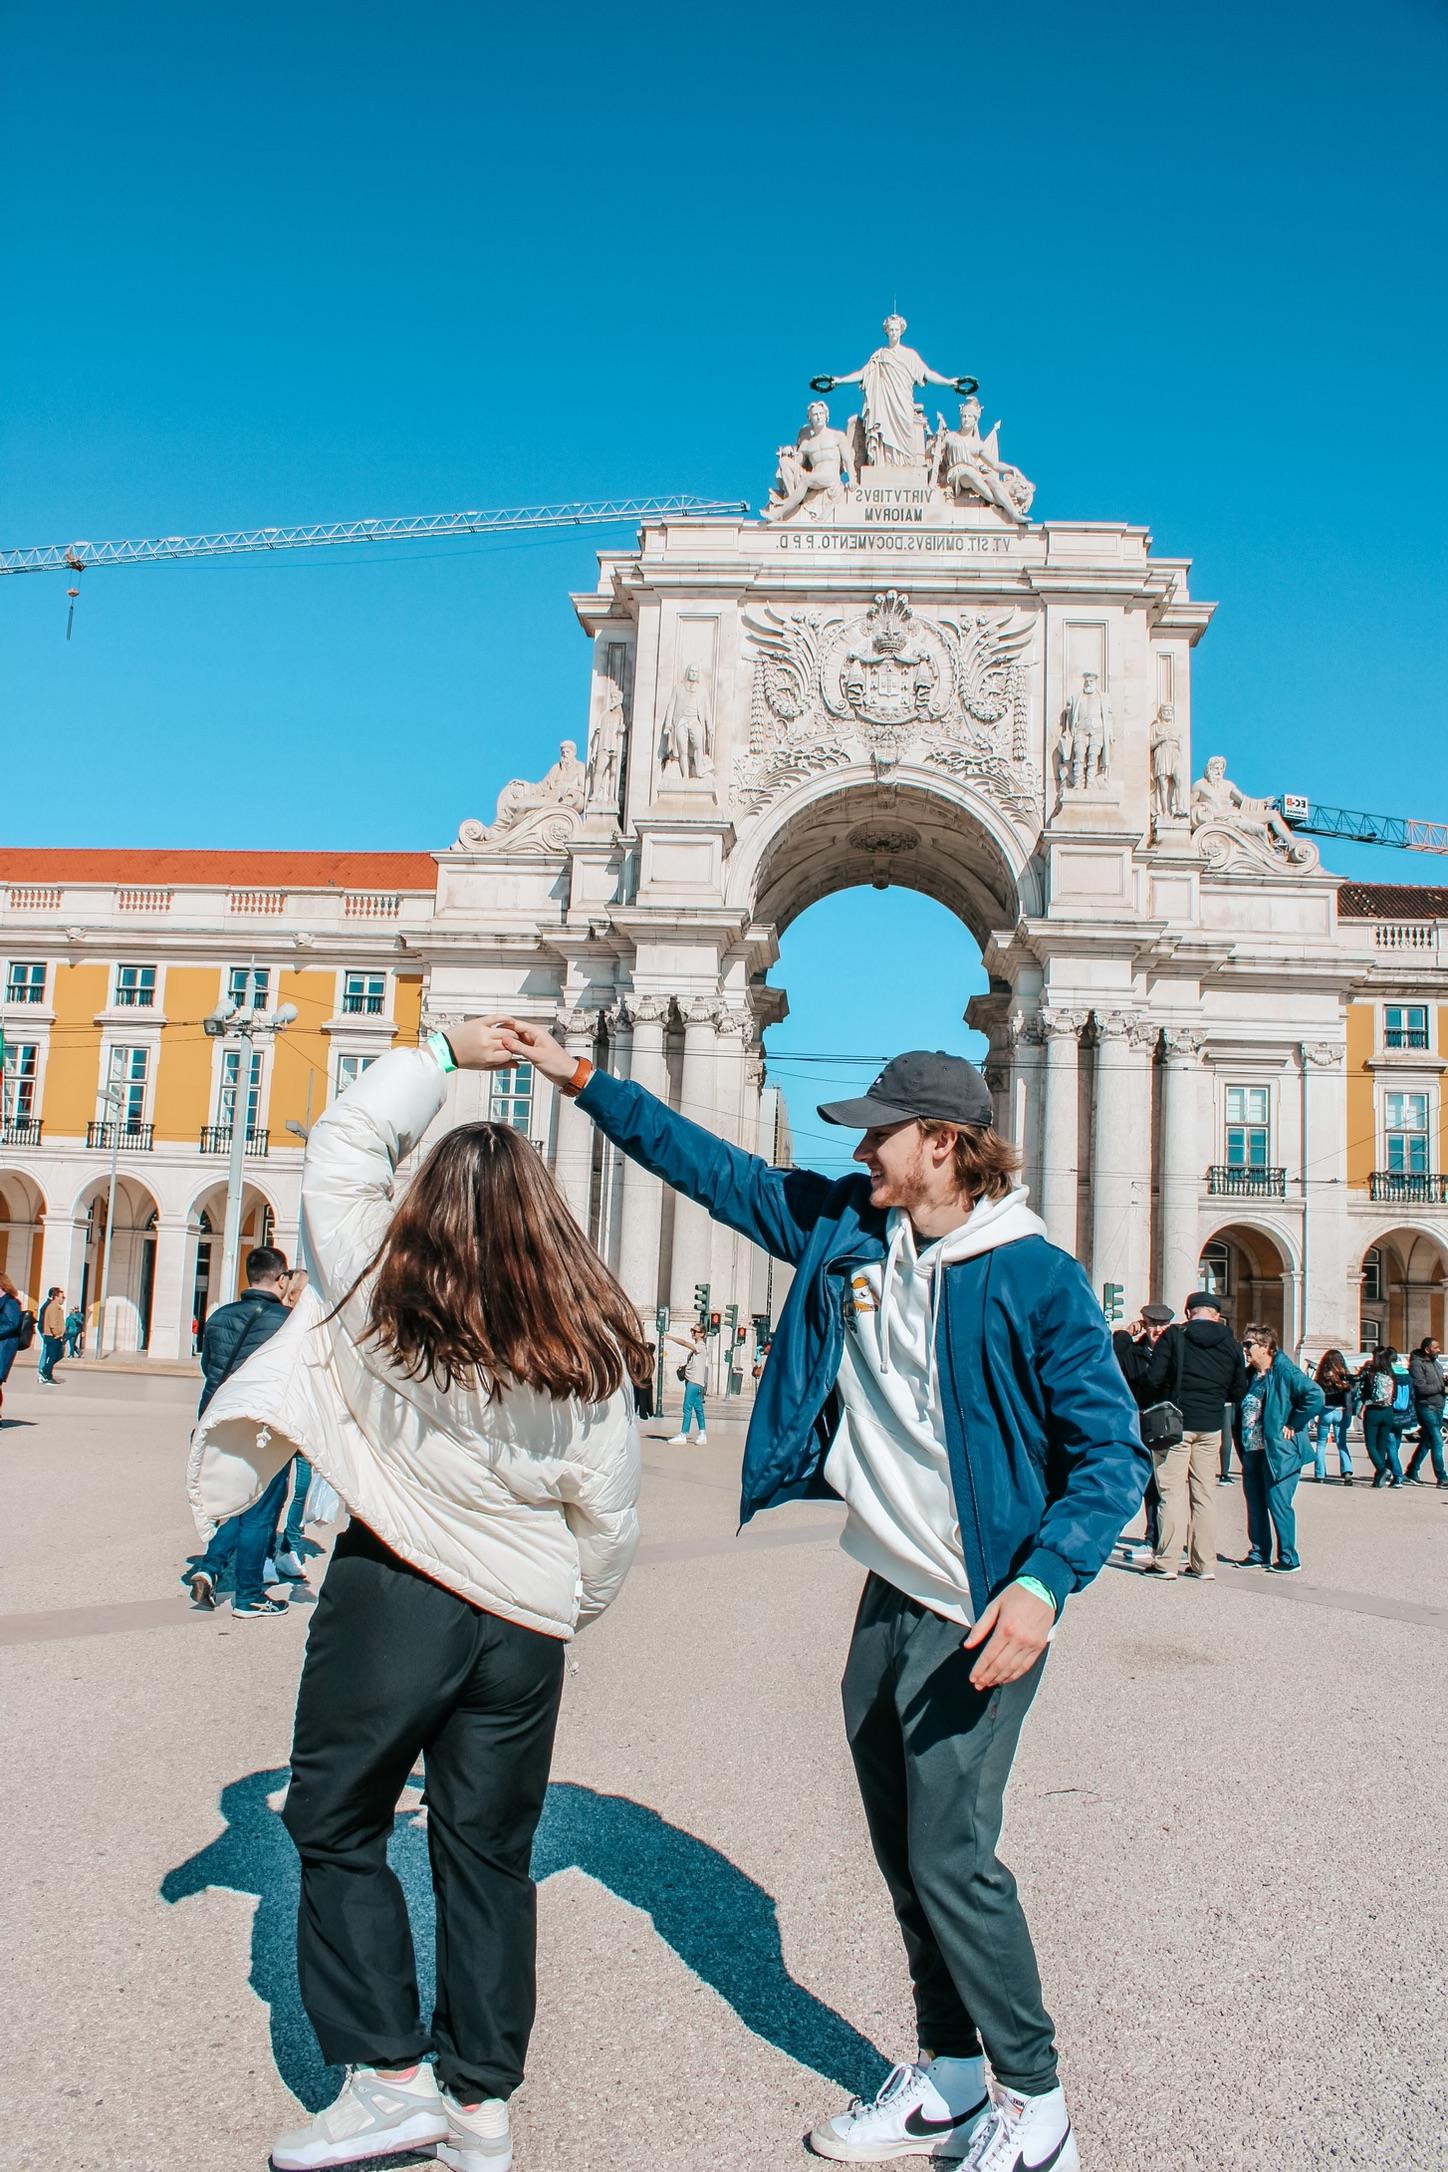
[4,1361,1446,2172]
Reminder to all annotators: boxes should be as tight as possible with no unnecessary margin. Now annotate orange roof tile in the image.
[0,847,438,892]
[1338,881,1448,919]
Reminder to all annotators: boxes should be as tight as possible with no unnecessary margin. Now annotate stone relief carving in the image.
[762,401,857,523]
[452,740,586,853]
[618,992,672,1030]
[1302,1042,1345,1068]
[555,1005,597,1043]
[1058,674,1114,791]
[1126,1018,1160,1054]
[586,678,625,809]
[660,665,714,782]
[811,312,975,470]
[1091,1009,1132,1040]
[738,591,1035,819]
[928,398,1034,524]
[1190,756,1320,875]
[1038,1006,1087,1039]
[1161,1026,1207,1062]
[846,822,921,856]
[1149,703,1186,825]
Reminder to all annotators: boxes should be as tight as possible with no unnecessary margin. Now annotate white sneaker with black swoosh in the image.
[809,2058,991,2160]
[959,2086,1077,2172]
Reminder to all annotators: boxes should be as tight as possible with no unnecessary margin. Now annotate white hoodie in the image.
[823,1186,1046,1625]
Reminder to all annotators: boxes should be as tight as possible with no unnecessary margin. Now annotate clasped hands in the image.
[439,1017,573,1082]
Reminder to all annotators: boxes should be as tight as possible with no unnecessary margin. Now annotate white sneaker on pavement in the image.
[665,1433,688,1444]
[437,2093,513,2172]
[809,2058,990,2161]
[695,1430,708,1443]
[270,2063,448,2169]
[960,2086,1077,2172]
[273,1549,308,1582]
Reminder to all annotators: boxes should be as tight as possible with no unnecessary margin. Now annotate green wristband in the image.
[426,1029,457,1075]
[1013,1575,1057,1616]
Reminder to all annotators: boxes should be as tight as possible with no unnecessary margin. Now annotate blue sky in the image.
[4,1,1446,1161]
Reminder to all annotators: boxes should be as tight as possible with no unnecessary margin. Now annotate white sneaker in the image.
[809,2059,990,2161]
[695,1430,708,1443]
[437,2093,513,2172]
[665,1433,688,1444]
[273,1549,307,1582]
[270,2063,448,2168]
[960,2086,1077,2172]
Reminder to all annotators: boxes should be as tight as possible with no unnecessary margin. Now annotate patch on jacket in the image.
[848,1271,879,1317]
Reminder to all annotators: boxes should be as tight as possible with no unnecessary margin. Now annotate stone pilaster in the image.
[615,994,670,1314]
[1160,1027,1207,1310]
[552,1004,598,1231]
[1037,1008,1086,1253]
[670,998,721,1318]
[1089,1012,1156,1302]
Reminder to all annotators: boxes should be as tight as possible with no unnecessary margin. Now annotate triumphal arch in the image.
[426,312,1359,1347]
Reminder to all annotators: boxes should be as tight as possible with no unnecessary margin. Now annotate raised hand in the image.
[495,1018,574,1085]
[439,1019,521,1072]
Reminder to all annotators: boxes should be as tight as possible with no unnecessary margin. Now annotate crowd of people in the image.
[1113,1303,1445,1580]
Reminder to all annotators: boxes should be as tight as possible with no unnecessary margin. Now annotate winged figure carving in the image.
[937,611,1035,727]
[743,606,826,750]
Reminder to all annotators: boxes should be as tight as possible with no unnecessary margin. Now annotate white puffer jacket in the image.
[188,1048,640,1639]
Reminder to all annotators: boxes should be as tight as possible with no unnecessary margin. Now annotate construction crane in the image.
[1276,795,1448,857]
[0,494,750,577]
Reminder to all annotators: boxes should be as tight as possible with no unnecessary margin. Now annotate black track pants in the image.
[282,1520,565,2101]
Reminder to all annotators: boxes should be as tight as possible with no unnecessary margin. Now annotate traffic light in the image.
[709,1310,722,1332]
[723,1303,738,1341]
[1101,1282,1125,1323]
[693,1282,710,1321]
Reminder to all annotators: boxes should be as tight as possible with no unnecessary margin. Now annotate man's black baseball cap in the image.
[818,1050,994,1131]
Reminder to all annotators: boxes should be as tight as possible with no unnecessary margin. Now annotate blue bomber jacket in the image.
[577,1067,1148,1619]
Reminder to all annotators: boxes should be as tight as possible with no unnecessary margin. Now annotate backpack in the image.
[16,1309,36,1352]
[1392,1371,1413,1415]
[1370,1366,1395,1407]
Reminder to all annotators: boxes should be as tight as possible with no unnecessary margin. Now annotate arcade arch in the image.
[0,1171,46,1303]
[70,1172,163,1352]
[1357,1226,1447,1351]
[1198,1220,1298,1345]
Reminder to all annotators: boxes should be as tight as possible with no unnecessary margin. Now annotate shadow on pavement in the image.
[161,1769,887,2111]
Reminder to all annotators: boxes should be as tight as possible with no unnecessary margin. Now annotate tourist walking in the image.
[191,1024,646,2172]
[1310,1349,1356,1483]
[0,1271,26,1416]
[180,1246,296,1614]
[64,1304,84,1358]
[1141,1292,1248,1578]
[500,1024,1146,2172]
[665,1321,710,1442]
[36,1287,66,1383]
[1234,1325,1323,1572]
[1359,1347,1412,1487]
[1112,1304,1175,1555]
[1404,1338,1446,1486]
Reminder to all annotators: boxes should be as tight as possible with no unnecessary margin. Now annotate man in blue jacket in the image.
[503,1025,1146,2171]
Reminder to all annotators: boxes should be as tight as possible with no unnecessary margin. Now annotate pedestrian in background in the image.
[181,1246,296,1614]
[665,1321,710,1444]
[192,1022,646,2172]
[0,1271,25,1416]
[1359,1347,1411,1488]
[1142,1292,1247,1578]
[1234,1324,1323,1574]
[1113,1303,1174,1556]
[1404,1338,1446,1487]
[1310,1348,1356,1484]
[36,1287,66,1383]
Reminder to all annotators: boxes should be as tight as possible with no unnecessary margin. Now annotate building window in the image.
[228,965,271,1012]
[335,1052,377,1096]
[114,964,158,1008]
[1360,1319,1381,1349]
[1384,1004,1429,1051]
[1362,1247,1384,1302]
[489,1062,534,1134]
[217,1048,264,1134]
[2,1042,38,1121]
[342,971,387,1016]
[1384,1091,1430,1175]
[106,1046,149,1128]
[1224,1085,1270,1168]
[1198,1240,1232,1299]
[5,961,46,1004]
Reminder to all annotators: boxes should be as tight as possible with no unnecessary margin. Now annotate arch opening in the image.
[1198,1222,1295,1344]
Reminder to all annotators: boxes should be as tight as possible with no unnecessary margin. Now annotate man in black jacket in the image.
[182,1247,296,1618]
[1113,1303,1174,1554]
[1142,1293,1248,1580]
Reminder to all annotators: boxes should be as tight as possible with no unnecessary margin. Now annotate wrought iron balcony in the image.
[1369,1170,1448,1205]
[86,1120,154,1152]
[1207,1164,1287,1199]
[198,1125,270,1157]
[0,1118,42,1146]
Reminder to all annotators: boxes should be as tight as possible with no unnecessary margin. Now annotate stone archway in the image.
[0,1170,47,1306]
[189,1177,284,1325]
[1199,1220,1298,1344]
[1358,1226,1447,1351]
[70,1172,164,1354]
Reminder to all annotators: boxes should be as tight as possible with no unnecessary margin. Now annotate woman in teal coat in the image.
[1234,1323,1325,1574]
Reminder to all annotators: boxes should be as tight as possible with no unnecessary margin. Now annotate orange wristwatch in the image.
[560,1056,593,1098]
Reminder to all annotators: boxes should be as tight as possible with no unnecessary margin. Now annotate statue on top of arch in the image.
[812,312,973,470]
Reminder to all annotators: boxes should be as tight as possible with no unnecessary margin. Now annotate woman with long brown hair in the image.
[192,1022,648,2172]
[0,1269,26,1415]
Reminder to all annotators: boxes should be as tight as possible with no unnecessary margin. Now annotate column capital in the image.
[555,1004,597,1042]
[1162,1026,1207,1062]
[619,993,671,1029]
[679,995,722,1031]
[1039,1006,1087,1041]
[715,1007,754,1040]
[1091,1008,1132,1042]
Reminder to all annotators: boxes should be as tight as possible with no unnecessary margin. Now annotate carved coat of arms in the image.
[736,590,1036,819]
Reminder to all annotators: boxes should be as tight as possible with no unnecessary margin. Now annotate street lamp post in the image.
[204,998,297,1304]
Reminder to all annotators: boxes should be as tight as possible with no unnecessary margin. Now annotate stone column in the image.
[552,1005,598,1232]
[615,995,670,1315]
[1089,1013,1156,1303]
[707,1012,755,1382]
[1037,1009,1086,1253]
[147,1215,193,1362]
[1160,1027,1206,1310]
[1299,1040,1353,1353]
[670,998,721,1318]
[1007,1011,1045,1201]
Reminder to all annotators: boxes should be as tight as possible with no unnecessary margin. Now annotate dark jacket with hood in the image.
[1408,1350,1445,1404]
[198,1287,288,1416]
[1146,1316,1248,1431]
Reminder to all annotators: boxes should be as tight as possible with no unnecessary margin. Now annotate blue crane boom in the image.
[1276,794,1448,856]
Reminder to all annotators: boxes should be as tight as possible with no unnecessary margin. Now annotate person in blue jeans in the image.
[1310,1348,1356,1483]
[182,1247,297,1617]
[1234,1324,1323,1573]
[665,1323,710,1443]
[1359,1347,1412,1488]
[1405,1338,1447,1487]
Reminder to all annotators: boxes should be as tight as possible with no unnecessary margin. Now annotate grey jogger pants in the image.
[841,1572,1059,2096]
